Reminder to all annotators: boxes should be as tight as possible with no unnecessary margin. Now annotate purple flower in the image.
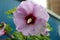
[0,22,6,36]
[13,1,49,36]
[42,28,50,36]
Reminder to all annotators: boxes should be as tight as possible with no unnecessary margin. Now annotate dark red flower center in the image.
[25,14,36,25]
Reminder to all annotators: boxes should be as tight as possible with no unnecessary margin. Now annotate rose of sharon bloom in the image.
[13,1,49,36]
[0,22,6,36]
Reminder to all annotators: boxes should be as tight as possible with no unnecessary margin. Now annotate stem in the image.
[5,32,15,40]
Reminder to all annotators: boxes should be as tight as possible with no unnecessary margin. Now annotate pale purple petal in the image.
[17,1,34,14]
[0,29,4,36]
[14,18,26,31]
[19,19,46,36]
[19,25,34,35]
[13,11,27,31]
[13,12,26,19]
[33,4,49,22]
[41,28,50,36]
[32,19,46,35]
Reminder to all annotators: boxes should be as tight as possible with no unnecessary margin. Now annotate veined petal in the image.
[14,18,26,31]
[33,4,49,22]
[17,1,34,14]
[13,11,26,19]
[0,28,5,36]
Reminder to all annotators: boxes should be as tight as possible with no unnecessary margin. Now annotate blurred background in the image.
[47,0,60,16]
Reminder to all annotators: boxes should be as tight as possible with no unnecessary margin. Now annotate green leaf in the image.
[0,22,4,29]
[27,36,36,40]
[33,34,50,40]
[4,24,12,33]
[6,31,50,40]
[5,8,16,15]
[6,38,11,40]
[0,24,3,28]
[46,23,52,31]
[12,31,26,40]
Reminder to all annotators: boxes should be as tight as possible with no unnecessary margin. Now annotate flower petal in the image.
[31,19,46,35]
[17,1,34,14]
[18,25,33,36]
[13,11,27,31]
[41,28,50,36]
[19,19,47,36]
[14,17,26,31]
[13,11,26,19]
[0,29,5,36]
[33,4,49,22]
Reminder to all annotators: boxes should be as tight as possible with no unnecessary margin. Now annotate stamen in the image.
[27,18,32,24]
[25,14,36,25]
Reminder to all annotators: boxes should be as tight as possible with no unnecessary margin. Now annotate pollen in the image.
[27,18,32,24]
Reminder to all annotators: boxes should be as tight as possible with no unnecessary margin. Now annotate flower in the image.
[13,1,49,36]
[0,22,6,36]
[42,28,50,36]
